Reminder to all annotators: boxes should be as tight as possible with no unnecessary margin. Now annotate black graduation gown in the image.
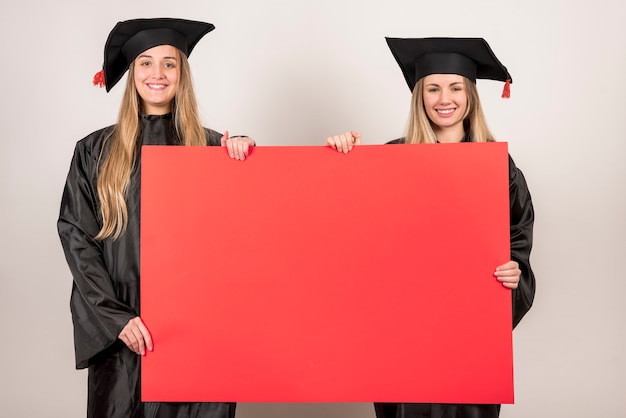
[374,137,536,418]
[58,114,236,418]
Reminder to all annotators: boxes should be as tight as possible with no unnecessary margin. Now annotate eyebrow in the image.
[425,81,463,87]
[136,54,178,60]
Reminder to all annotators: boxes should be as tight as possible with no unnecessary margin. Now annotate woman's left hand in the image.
[494,260,521,289]
[221,130,255,161]
[326,131,361,154]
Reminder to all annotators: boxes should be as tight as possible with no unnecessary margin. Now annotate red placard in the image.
[141,143,512,403]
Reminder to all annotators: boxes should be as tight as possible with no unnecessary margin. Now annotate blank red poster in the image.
[141,143,512,403]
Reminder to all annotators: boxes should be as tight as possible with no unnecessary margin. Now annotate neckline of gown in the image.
[140,113,173,121]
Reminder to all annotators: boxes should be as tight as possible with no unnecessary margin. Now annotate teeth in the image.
[437,109,454,114]
[147,84,167,89]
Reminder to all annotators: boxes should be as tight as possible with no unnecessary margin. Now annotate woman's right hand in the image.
[326,131,361,153]
[119,316,153,355]
[221,130,255,161]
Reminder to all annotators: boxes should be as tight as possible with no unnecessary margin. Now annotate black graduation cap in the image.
[385,37,512,98]
[94,18,215,92]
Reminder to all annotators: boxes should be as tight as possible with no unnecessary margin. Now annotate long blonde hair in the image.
[95,49,206,240]
[404,76,496,144]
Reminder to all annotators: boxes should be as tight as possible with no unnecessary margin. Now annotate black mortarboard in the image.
[94,18,215,92]
[385,37,512,98]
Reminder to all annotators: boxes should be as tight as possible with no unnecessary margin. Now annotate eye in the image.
[427,88,439,93]
[139,60,151,67]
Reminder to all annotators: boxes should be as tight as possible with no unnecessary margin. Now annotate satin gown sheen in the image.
[58,114,235,418]
[374,137,536,418]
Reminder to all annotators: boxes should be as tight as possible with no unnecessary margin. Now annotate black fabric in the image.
[385,38,511,92]
[376,137,535,418]
[375,403,501,418]
[415,53,478,83]
[122,28,188,60]
[102,18,215,91]
[58,114,230,418]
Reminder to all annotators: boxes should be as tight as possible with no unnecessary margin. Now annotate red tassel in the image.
[92,69,105,88]
[501,79,511,99]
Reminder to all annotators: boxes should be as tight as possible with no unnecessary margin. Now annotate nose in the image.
[439,90,451,104]
[151,65,164,78]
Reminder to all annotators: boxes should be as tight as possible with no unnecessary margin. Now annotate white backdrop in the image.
[1,0,625,417]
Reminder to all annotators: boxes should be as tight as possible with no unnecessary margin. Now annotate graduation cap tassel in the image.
[92,69,105,88]
[501,79,511,99]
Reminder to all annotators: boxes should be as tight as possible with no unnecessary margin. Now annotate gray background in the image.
[1,0,625,416]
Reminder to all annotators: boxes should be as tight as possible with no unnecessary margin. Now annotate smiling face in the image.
[133,44,181,115]
[422,74,468,142]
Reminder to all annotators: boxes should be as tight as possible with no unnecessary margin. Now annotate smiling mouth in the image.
[147,83,168,89]
[436,109,455,115]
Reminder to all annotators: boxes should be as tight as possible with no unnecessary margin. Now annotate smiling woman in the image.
[57,17,255,418]
[325,37,535,418]
[133,45,181,115]
[421,74,469,142]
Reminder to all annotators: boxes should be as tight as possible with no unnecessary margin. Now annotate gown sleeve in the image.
[205,128,255,146]
[206,128,223,146]
[57,136,136,369]
[508,155,536,328]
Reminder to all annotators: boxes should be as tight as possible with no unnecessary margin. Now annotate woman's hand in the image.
[119,316,153,355]
[494,260,521,289]
[221,130,255,161]
[326,131,361,153]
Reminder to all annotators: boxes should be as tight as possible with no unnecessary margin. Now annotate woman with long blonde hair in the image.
[326,37,535,418]
[58,18,254,418]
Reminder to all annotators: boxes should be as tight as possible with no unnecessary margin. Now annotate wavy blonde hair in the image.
[95,49,206,240]
[404,76,496,144]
